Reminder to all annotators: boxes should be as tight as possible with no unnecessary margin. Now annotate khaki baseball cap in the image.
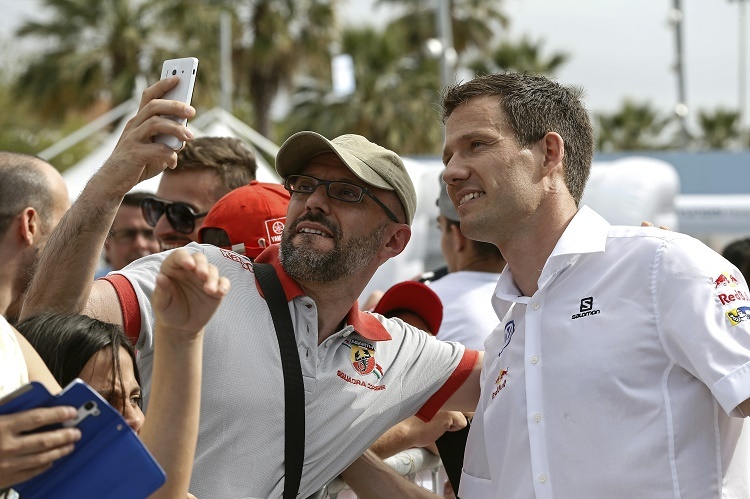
[436,169,459,222]
[275,131,417,225]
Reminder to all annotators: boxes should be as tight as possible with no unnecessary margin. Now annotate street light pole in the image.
[739,0,747,131]
[670,0,690,147]
[435,0,455,89]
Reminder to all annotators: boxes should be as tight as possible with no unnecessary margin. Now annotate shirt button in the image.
[530,356,538,364]
[531,302,540,310]
[533,413,542,422]
[538,474,547,483]
[325,339,332,347]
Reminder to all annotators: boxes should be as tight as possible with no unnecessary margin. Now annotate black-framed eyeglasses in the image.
[108,228,157,244]
[141,196,208,234]
[283,174,399,223]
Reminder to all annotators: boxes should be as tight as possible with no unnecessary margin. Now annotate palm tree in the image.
[284,26,444,155]
[595,100,675,152]
[376,0,509,58]
[13,0,168,120]
[236,0,337,140]
[469,36,569,75]
[696,107,741,150]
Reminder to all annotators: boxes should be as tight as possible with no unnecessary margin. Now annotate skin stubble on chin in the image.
[280,212,386,282]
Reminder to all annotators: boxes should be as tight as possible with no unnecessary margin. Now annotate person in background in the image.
[142,137,257,250]
[722,237,750,281]
[10,249,229,499]
[0,152,70,322]
[100,191,161,275]
[198,180,290,260]
[431,172,505,351]
[16,313,146,433]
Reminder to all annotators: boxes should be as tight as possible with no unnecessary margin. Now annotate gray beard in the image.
[280,212,386,282]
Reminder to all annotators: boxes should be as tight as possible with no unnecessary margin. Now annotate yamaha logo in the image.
[572,296,601,320]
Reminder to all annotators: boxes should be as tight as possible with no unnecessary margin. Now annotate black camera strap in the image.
[254,263,305,499]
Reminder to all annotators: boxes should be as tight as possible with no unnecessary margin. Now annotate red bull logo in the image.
[492,368,509,400]
[719,290,750,305]
[726,306,750,326]
[714,272,740,289]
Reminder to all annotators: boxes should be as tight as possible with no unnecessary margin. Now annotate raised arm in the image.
[19,78,196,324]
[139,249,229,499]
[340,450,441,499]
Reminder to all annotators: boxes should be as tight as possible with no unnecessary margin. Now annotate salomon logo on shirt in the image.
[572,296,601,320]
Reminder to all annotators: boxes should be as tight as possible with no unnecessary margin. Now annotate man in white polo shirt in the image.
[20,77,481,499]
[341,73,750,499]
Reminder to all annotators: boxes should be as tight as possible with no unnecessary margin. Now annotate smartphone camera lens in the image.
[172,69,177,75]
[84,401,94,410]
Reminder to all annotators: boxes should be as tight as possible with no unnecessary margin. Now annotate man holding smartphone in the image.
[20,76,483,498]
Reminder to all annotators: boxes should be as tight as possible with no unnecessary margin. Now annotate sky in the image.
[1,0,745,131]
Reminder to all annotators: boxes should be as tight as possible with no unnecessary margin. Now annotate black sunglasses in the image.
[283,174,399,223]
[141,197,208,234]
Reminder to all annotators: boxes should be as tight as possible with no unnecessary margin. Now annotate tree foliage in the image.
[595,100,675,152]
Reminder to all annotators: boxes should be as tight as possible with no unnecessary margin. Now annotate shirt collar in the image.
[495,206,610,299]
[253,245,392,342]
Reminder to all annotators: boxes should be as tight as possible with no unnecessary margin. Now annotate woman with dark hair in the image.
[1,249,229,499]
[16,313,145,434]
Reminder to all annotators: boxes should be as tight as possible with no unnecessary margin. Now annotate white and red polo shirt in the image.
[103,244,477,498]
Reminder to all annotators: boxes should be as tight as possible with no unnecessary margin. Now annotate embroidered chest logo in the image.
[339,338,385,391]
[491,368,509,400]
[572,296,601,320]
[498,320,515,356]
[718,289,750,305]
[713,272,740,289]
[727,306,750,326]
[344,338,383,378]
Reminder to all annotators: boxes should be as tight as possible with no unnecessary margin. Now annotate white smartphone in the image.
[154,57,199,150]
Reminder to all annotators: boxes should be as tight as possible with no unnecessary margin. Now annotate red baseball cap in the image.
[199,180,290,259]
[372,281,443,335]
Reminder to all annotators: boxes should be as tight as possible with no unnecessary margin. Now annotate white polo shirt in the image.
[429,270,503,350]
[0,315,28,398]
[460,206,750,499]
[105,244,477,499]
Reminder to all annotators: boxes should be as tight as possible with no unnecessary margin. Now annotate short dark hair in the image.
[16,313,142,412]
[170,137,258,198]
[0,152,55,237]
[121,191,153,208]
[723,237,750,281]
[441,72,594,205]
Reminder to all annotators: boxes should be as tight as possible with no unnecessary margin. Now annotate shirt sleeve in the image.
[376,315,477,422]
[655,235,750,416]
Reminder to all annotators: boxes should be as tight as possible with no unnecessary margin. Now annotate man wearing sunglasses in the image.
[21,78,482,499]
[103,192,160,273]
[144,136,257,251]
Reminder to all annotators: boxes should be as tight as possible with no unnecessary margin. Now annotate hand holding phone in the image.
[154,57,199,151]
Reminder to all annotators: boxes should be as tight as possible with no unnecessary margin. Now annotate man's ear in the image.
[541,131,565,178]
[380,225,411,260]
[17,207,40,247]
